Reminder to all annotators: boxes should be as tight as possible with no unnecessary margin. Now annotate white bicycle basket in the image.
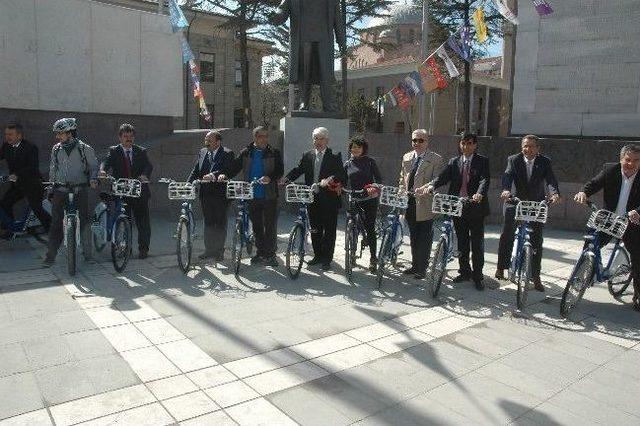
[515,201,548,224]
[226,181,254,200]
[587,209,628,239]
[112,178,141,198]
[285,184,315,204]
[379,186,408,209]
[168,182,197,200]
[431,194,463,217]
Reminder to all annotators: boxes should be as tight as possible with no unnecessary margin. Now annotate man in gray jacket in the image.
[43,118,99,266]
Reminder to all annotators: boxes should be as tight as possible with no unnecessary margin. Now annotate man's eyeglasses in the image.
[412,138,426,144]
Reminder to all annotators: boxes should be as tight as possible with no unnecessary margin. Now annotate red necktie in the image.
[460,159,470,197]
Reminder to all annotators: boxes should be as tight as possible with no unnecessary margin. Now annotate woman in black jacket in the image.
[344,136,382,272]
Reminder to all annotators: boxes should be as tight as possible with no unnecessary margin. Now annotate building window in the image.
[199,104,214,129]
[200,53,215,83]
[234,108,244,128]
[235,61,242,87]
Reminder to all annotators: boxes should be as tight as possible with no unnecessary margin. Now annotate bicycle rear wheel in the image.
[516,245,533,310]
[560,253,595,317]
[376,229,392,288]
[286,223,304,279]
[111,216,132,273]
[66,215,77,276]
[426,236,447,298]
[231,218,243,276]
[176,217,192,273]
[345,218,357,282]
[607,246,632,297]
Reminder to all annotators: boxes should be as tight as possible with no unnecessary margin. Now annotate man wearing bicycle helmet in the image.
[43,118,98,267]
[574,144,640,311]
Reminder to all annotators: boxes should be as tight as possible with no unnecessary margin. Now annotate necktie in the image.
[460,159,470,197]
[314,151,323,183]
[201,151,212,175]
[408,155,421,191]
[124,149,132,177]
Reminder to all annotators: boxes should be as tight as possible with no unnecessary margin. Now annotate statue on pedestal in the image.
[272,0,346,114]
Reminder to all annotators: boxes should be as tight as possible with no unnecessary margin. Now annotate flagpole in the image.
[418,0,429,130]
[463,0,471,133]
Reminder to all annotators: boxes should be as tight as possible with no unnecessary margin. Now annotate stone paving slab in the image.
[1,216,640,425]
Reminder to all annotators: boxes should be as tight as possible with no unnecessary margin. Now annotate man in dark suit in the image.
[428,133,490,290]
[575,144,640,312]
[0,123,51,237]
[495,135,561,291]
[99,124,153,258]
[282,127,347,270]
[188,131,235,262]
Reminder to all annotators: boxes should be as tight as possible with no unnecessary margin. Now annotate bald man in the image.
[188,131,235,262]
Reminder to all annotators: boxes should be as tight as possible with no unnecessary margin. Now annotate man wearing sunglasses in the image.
[399,129,443,279]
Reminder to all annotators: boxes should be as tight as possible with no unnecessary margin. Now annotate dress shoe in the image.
[139,250,148,259]
[265,256,279,267]
[250,255,263,265]
[403,267,417,275]
[494,269,505,280]
[414,272,426,280]
[307,257,323,266]
[321,262,331,271]
[474,278,485,291]
[198,253,215,260]
[369,258,378,274]
[633,296,640,312]
[533,278,545,292]
[215,253,224,262]
[452,274,471,283]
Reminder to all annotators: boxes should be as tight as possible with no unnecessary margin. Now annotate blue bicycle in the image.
[426,193,466,297]
[226,180,257,276]
[376,186,408,288]
[560,202,631,317]
[284,183,317,279]
[0,176,48,240]
[505,197,549,310]
[92,177,140,272]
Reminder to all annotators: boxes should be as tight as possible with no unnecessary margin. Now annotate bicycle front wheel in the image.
[376,229,392,288]
[111,216,132,273]
[427,237,447,298]
[516,245,533,310]
[66,215,77,276]
[607,246,632,297]
[286,223,304,279]
[92,209,107,253]
[231,218,244,276]
[345,218,357,282]
[560,253,595,317]
[176,217,192,273]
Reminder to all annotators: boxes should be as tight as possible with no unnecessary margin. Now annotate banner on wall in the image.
[531,0,554,16]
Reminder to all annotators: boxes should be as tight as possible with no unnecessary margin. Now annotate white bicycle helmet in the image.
[52,117,77,133]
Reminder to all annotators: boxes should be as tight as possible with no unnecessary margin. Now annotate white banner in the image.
[436,47,460,78]
[494,0,519,25]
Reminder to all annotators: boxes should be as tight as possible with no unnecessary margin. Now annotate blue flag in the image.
[447,27,472,62]
[168,0,188,33]
[181,34,194,63]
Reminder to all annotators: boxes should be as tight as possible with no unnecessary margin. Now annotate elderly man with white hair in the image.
[282,127,347,271]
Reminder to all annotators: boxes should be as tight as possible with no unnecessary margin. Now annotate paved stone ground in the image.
[1,213,639,425]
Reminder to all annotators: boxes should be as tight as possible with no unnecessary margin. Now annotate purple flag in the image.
[447,27,472,62]
[531,0,553,16]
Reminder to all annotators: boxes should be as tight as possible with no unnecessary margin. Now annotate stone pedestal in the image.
[279,116,350,173]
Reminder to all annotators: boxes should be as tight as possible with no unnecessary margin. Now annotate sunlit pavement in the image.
[1,214,639,425]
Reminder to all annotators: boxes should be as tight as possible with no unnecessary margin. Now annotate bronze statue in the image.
[272,0,346,113]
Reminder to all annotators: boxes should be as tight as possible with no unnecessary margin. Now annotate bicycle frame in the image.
[61,188,80,248]
[509,222,533,282]
[581,230,625,284]
[236,199,252,245]
[437,216,456,264]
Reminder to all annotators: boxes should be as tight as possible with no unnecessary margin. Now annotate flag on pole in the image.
[418,57,448,93]
[447,28,472,62]
[531,0,554,16]
[180,34,194,63]
[436,47,460,78]
[403,71,424,97]
[494,0,519,25]
[390,85,412,110]
[472,8,488,43]
[168,0,189,33]
[384,92,397,108]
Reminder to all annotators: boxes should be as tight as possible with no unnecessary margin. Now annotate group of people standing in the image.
[1,120,639,311]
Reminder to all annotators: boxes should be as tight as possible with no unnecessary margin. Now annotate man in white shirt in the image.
[575,144,640,311]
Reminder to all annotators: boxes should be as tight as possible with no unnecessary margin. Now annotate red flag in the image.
[418,57,448,93]
[390,85,412,110]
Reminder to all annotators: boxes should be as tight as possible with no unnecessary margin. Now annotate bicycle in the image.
[158,178,200,273]
[284,183,317,279]
[92,177,140,273]
[376,186,408,288]
[505,197,549,310]
[343,187,377,282]
[0,176,49,241]
[226,180,257,276]
[43,182,86,276]
[426,193,466,298]
[560,202,632,317]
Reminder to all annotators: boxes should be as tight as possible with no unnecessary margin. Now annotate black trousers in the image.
[0,184,51,230]
[358,198,378,260]
[124,196,150,252]
[47,188,91,260]
[308,200,339,263]
[497,205,544,278]
[453,213,485,281]
[200,194,229,256]
[248,198,278,258]
[405,197,434,274]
